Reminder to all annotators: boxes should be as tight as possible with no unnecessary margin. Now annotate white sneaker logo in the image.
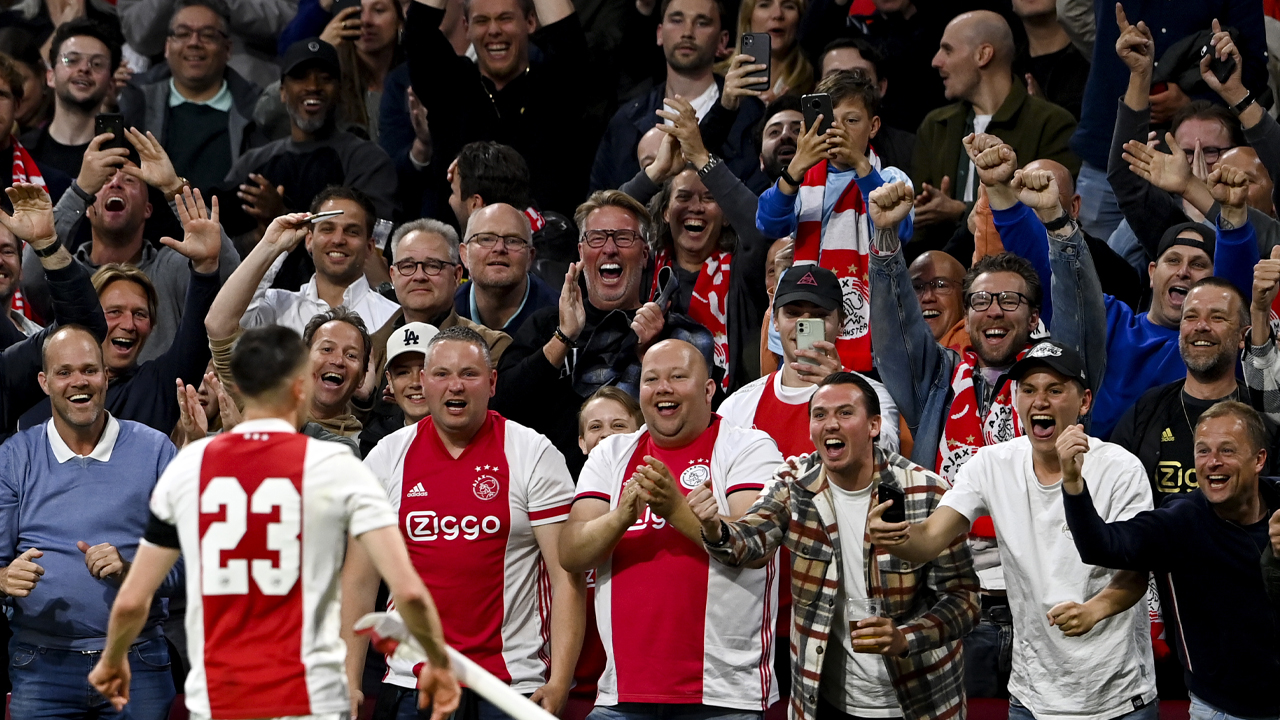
[407,482,429,498]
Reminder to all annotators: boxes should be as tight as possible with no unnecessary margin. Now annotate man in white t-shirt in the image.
[869,340,1156,720]
[89,325,460,720]
[345,325,586,720]
[719,264,899,457]
[560,339,783,720]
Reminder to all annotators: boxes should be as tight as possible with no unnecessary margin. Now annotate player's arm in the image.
[90,539,182,711]
[530,522,586,715]
[867,504,971,564]
[340,535,381,713]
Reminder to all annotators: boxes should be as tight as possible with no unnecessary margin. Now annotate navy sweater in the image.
[1063,479,1280,717]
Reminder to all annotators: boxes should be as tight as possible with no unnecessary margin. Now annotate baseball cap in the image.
[280,38,340,79]
[385,322,439,366]
[774,265,842,312]
[1007,340,1088,389]
[1156,222,1215,262]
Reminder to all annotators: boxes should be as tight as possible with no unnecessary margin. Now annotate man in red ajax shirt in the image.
[561,339,784,720]
[345,325,586,720]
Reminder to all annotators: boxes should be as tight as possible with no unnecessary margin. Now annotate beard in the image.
[286,103,331,134]
[665,47,717,74]
[762,144,796,179]
[56,83,108,114]
[1182,342,1235,380]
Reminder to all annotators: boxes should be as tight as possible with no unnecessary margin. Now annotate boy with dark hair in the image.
[755,69,913,374]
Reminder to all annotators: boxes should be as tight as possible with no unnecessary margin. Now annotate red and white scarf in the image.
[936,348,1026,482]
[792,152,880,372]
[650,248,732,389]
[8,139,44,324]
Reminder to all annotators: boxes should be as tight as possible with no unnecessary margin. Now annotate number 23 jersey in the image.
[147,418,398,720]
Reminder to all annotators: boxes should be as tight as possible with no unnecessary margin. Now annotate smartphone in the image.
[1200,42,1237,86]
[801,93,834,137]
[94,113,140,167]
[795,318,824,365]
[332,0,362,19]
[740,32,771,92]
[878,483,906,525]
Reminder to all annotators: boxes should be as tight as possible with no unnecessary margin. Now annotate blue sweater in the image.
[755,163,914,241]
[1063,480,1280,718]
[0,418,179,650]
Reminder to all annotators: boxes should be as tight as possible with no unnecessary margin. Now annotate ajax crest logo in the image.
[473,466,501,501]
[680,462,711,490]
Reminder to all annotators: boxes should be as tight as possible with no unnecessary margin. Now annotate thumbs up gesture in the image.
[0,547,45,597]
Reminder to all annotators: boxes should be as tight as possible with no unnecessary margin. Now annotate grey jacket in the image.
[20,186,240,364]
[118,64,263,171]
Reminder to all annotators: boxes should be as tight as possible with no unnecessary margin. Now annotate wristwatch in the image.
[1233,91,1256,115]
[165,177,189,202]
[780,167,803,188]
[697,155,721,179]
[31,237,63,258]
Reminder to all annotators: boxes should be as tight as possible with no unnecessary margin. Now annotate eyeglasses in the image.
[467,233,530,250]
[912,278,959,295]
[59,53,110,72]
[393,258,457,276]
[966,291,1031,312]
[168,26,229,45]
[582,229,642,248]
[1181,146,1232,164]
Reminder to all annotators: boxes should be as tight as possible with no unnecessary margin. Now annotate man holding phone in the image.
[698,372,978,720]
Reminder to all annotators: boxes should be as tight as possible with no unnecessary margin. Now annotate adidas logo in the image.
[1161,428,1174,443]
[407,482,428,498]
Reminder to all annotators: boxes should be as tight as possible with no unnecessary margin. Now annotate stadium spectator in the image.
[701,372,979,720]
[723,0,813,101]
[0,324,180,720]
[911,11,1077,249]
[746,95,801,194]
[561,339,784,719]
[456,203,559,336]
[817,39,916,173]
[0,221,41,340]
[347,325,586,720]
[301,306,372,440]
[0,51,70,202]
[907,250,966,348]
[1011,0,1088,121]
[357,320,438,457]
[118,0,265,193]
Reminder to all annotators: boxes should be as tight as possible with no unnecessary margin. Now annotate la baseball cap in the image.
[774,265,842,312]
[280,38,340,79]
[385,322,439,366]
[1007,340,1088,389]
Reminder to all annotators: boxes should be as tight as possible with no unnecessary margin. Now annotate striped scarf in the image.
[8,139,45,324]
[936,348,1026,482]
[649,248,732,390]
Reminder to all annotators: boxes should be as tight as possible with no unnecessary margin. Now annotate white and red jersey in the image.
[718,371,900,456]
[575,416,783,710]
[147,418,397,720]
[364,411,574,693]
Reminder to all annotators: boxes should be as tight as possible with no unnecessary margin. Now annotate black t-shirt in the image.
[19,126,89,180]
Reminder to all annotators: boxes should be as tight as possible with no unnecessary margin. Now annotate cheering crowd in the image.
[0,0,1279,718]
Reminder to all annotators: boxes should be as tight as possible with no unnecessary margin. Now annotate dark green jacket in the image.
[910,79,1079,246]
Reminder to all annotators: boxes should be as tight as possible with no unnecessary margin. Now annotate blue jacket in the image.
[590,78,764,192]
[1063,478,1280,718]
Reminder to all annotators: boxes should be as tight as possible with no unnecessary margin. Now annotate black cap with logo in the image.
[1008,340,1088,389]
[774,265,843,312]
[280,38,340,79]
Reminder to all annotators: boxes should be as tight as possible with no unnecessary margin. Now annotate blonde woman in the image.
[719,0,813,101]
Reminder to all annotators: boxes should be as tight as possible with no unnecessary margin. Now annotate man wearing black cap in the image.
[719,264,900,458]
[870,339,1158,720]
[217,37,396,289]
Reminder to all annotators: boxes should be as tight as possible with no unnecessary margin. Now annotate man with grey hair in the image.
[911,9,1079,247]
[456,203,559,336]
[362,218,511,453]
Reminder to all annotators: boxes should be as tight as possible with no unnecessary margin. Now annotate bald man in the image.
[561,338,784,718]
[911,10,1078,247]
[456,202,560,336]
[909,251,967,349]
[1218,147,1275,219]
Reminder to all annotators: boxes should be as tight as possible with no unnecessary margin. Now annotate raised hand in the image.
[0,183,55,245]
[644,132,686,185]
[207,374,243,431]
[558,261,586,343]
[869,181,913,230]
[407,88,432,165]
[1210,162,1251,230]
[77,540,127,580]
[173,378,208,448]
[260,212,311,256]
[720,53,768,111]
[1010,168,1063,221]
[656,95,711,168]
[824,120,871,176]
[1056,423,1089,487]
[1114,3,1154,78]
[0,547,44,597]
[1047,600,1102,637]
[238,173,287,223]
[321,4,362,46]
[1123,132,1191,195]
[631,301,666,351]
[785,115,836,186]
[76,133,129,195]
[161,188,221,274]
[1252,246,1280,315]
[792,339,842,383]
[868,500,910,546]
[913,177,965,228]
[1201,19,1247,105]
[615,477,646,527]
[968,139,1017,188]
[121,127,182,195]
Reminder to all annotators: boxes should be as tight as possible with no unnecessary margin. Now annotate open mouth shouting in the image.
[598,262,624,283]
[821,435,847,461]
[1028,413,1056,440]
[68,392,93,407]
[319,371,346,389]
[654,400,680,417]
[1204,473,1231,492]
[442,397,468,415]
[1168,285,1190,309]
[484,41,513,62]
[981,326,1010,347]
[103,196,127,213]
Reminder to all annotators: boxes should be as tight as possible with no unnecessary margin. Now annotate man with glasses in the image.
[20,19,120,179]
[908,251,967,349]
[119,0,265,193]
[457,203,558,336]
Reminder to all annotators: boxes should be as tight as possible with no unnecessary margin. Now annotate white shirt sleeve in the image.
[1093,443,1155,522]
[575,434,625,504]
[239,285,284,329]
[937,454,989,522]
[523,437,575,526]
[333,454,399,538]
[723,431,785,495]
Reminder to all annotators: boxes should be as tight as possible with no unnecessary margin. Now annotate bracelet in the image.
[553,327,577,349]
[697,155,720,178]
[1042,213,1072,232]
[165,177,189,202]
[31,237,62,258]
[779,168,802,188]
[1234,91,1256,115]
[702,520,731,547]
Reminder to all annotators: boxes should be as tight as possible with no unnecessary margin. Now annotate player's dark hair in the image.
[303,306,373,371]
[48,18,122,76]
[1170,100,1246,149]
[659,0,728,31]
[231,326,309,398]
[809,371,881,418]
[427,325,493,370]
[756,94,802,148]
[310,185,377,236]
[170,0,232,33]
[455,142,534,211]
[0,52,26,104]
[963,252,1042,310]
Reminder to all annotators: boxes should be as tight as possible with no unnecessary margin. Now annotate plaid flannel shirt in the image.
[706,448,979,720]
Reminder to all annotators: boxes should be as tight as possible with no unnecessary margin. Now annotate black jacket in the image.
[405,3,591,216]
[1064,479,1280,717]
